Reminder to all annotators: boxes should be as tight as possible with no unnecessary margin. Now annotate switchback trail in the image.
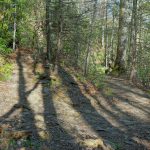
[0,50,150,150]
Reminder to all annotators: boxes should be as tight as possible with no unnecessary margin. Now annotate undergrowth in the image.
[0,56,13,81]
[0,38,12,56]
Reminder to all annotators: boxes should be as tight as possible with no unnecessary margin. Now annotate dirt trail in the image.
[0,50,150,150]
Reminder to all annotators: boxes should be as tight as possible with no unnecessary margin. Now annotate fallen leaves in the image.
[80,139,114,150]
[9,130,32,140]
[0,125,32,140]
[0,125,33,149]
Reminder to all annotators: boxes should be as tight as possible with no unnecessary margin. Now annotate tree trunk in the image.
[84,0,97,76]
[110,6,115,63]
[13,2,17,51]
[104,0,108,68]
[114,0,128,74]
[54,0,63,73]
[130,0,138,81]
[46,0,51,62]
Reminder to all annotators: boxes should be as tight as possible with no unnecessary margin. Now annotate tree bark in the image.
[84,0,97,76]
[46,0,51,62]
[54,0,63,73]
[114,0,128,74]
[130,0,138,81]
[104,0,108,68]
[110,5,115,63]
[13,2,17,51]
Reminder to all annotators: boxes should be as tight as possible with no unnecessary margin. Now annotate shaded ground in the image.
[0,50,150,150]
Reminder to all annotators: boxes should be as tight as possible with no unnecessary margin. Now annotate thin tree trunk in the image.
[84,0,97,76]
[54,0,63,73]
[110,7,115,63]
[130,0,138,81]
[102,25,105,49]
[46,0,51,62]
[104,0,108,68]
[74,19,80,66]
[13,2,17,51]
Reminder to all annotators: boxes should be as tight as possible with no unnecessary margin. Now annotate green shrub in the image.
[88,65,106,89]
[0,38,12,55]
[0,56,13,81]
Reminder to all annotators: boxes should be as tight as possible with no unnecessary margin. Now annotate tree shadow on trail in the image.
[40,61,84,150]
[105,79,150,99]
[0,50,41,149]
[98,88,150,139]
[0,51,84,149]
[0,51,39,134]
[0,51,149,149]
[58,66,149,150]
[16,51,40,137]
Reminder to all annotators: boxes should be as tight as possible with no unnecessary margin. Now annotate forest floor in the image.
[0,49,150,150]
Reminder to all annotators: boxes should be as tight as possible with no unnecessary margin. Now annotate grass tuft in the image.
[0,56,13,81]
